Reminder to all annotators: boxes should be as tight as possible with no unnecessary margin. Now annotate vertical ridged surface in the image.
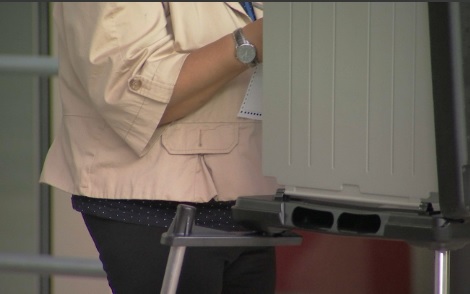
[263,2,437,206]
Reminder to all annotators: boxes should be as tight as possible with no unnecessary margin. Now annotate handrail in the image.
[0,55,58,75]
[0,253,105,277]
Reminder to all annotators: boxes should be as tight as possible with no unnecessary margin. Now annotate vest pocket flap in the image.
[162,124,239,155]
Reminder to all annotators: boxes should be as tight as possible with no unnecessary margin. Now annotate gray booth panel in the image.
[262,2,438,210]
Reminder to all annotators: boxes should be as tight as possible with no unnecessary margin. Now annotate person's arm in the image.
[57,3,261,156]
[159,19,263,126]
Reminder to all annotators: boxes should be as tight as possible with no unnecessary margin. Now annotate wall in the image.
[0,3,41,294]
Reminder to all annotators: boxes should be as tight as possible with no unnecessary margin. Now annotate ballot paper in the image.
[238,64,262,120]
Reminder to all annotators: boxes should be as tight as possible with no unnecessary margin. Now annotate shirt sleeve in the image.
[57,2,189,156]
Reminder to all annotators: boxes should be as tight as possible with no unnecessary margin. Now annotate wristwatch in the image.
[233,28,258,67]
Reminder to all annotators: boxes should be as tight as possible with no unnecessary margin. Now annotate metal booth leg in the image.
[435,250,450,294]
[161,246,186,294]
[160,205,195,294]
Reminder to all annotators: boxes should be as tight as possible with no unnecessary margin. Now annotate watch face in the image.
[237,44,256,64]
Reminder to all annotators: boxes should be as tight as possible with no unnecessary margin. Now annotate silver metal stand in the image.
[435,250,450,294]
[160,204,302,294]
[161,246,186,294]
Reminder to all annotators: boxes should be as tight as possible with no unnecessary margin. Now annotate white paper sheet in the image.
[238,64,263,120]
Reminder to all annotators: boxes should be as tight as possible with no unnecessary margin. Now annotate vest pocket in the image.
[161,124,239,155]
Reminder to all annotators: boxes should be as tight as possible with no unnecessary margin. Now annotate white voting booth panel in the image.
[231,1,470,245]
[262,2,438,209]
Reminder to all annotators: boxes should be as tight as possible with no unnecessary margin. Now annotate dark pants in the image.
[82,213,276,294]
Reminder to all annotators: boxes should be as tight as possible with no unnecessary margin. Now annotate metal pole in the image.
[37,2,53,294]
[160,205,196,294]
[160,247,186,294]
[0,55,58,75]
[435,250,450,294]
[0,253,105,277]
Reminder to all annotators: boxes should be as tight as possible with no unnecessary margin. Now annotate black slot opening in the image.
[337,212,381,234]
[292,207,334,230]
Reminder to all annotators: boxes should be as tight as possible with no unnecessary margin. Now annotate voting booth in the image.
[161,3,470,294]
[230,3,470,294]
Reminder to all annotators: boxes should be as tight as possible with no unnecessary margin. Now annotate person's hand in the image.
[242,18,263,63]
